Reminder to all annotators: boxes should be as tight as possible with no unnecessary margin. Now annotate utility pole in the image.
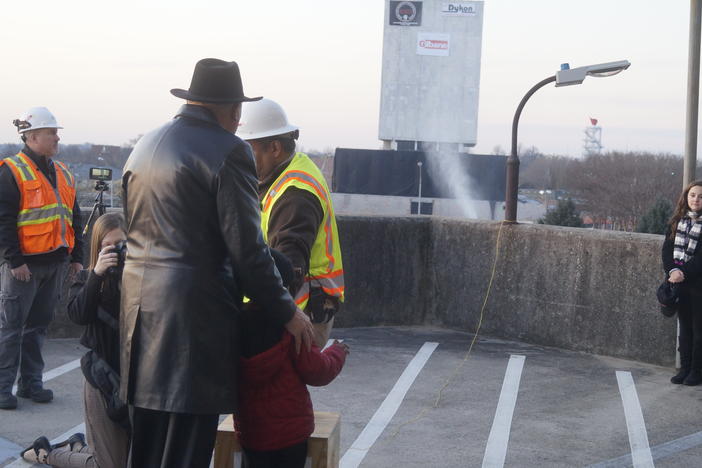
[684,0,702,186]
[417,161,423,215]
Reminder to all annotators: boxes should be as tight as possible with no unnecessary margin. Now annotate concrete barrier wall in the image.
[334,217,675,366]
[50,214,675,366]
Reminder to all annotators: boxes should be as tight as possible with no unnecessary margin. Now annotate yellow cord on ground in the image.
[388,219,506,439]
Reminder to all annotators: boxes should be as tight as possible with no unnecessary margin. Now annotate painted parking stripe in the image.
[6,422,86,467]
[0,436,23,467]
[340,341,439,468]
[615,371,654,468]
[482,354,526,468]
[587,429,702,467]
[11,358,81,394]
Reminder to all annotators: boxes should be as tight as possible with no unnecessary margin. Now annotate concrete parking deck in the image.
[1,327,701,467]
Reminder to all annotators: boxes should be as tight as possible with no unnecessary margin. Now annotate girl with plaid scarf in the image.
[662,180,702,386]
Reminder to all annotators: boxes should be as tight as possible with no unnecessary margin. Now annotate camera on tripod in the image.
[83,167,113,236]
[89,167,112,192]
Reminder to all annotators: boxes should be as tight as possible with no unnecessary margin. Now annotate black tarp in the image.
[332,148,506,201]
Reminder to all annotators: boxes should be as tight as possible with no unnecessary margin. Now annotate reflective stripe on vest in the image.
[1,152,76,255]
[261,153,344,310]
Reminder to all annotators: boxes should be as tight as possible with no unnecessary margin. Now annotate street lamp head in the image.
[417,161,423,167]
[555,60,631,87]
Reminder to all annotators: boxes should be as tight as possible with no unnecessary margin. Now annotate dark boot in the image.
[16,386,53,403]
[20,436,52,464]
[684,369,702,386]
[0,392,17,409]
[671,368,690,384]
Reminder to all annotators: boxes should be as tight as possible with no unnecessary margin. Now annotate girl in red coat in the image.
[237,250,348,468]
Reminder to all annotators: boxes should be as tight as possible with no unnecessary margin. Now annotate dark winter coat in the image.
[68,269,121,374]
[662,225,702,294]
[68,268,128,426]
[235,332,346,451]
[120,104,297,414]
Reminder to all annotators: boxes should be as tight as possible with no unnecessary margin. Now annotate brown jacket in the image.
[258,157,323,296]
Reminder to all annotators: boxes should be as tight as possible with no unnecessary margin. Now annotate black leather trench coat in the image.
[120,104,297,414]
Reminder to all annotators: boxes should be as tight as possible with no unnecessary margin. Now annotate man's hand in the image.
[68,262,83,280]
[669,270,685,283]
[11,264,31,282]
[285,308,314,354]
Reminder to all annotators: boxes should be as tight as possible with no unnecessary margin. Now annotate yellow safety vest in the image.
[261,152,345,310]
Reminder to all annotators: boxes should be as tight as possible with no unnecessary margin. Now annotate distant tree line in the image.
[522,150,682,233]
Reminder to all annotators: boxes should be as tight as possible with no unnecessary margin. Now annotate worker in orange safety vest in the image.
[0,107,84,410]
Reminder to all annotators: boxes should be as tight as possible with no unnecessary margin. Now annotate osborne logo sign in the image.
[416,33,450,56]
[419,39,448,50]
[441,2,478,16]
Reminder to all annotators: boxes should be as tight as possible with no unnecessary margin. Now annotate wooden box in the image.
[214,411,340,468]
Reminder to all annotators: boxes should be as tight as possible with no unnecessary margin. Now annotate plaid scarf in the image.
[674,212,702,265]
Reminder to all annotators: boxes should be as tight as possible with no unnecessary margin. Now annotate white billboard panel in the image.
[379,0,484,146]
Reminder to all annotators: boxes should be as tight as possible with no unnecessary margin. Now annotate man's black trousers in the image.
[128,405,219,468]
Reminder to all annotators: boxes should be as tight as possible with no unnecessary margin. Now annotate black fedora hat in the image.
[171,58,262,103]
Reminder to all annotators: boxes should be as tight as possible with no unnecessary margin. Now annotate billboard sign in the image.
[417,32,450,56]
[389,1,423,26]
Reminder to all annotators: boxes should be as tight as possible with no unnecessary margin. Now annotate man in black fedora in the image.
[120,58,314,468]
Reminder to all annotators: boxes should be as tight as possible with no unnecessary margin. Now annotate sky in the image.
[0,0,694,157]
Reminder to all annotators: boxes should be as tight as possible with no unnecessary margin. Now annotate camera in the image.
[89,167,112,181]
[108,241,127,276]
[90,167,112,192]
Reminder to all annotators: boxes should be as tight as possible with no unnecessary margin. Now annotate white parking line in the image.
[6,422,86,467]
[482,354,526,468]
[616,371,654,468]
[11,358,81,394]
[340,341,439,468]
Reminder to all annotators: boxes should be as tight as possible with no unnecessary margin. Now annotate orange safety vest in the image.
[0,152,76,255]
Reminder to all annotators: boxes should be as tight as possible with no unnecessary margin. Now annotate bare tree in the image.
[568,152,681,230]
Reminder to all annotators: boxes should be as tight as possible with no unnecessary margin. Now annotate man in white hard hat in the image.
[0,107,84,410]
[239,98,345,347]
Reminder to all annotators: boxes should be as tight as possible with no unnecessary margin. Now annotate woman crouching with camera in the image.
[663,181,702,386]
[21,213,129,468]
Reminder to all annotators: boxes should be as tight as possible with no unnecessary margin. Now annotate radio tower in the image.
[583,117,603,156]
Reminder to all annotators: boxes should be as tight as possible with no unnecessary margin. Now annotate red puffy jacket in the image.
[235,332,347,451]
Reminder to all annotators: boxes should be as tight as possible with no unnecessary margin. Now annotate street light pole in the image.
[504,60,630,223]
[684,0,702,186]
[417,161,423,215]
[505,76,556,223]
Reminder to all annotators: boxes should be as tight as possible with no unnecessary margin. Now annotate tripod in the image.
[83,181,109,236]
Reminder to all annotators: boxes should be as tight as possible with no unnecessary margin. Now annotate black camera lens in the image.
[108,241,127,275]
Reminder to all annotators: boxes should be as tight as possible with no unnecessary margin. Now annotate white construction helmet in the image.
[13,107,63,134]
[238,98,298,140]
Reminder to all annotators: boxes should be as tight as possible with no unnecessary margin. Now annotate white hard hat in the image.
[13,107,63,134]
[238,98,298,141]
